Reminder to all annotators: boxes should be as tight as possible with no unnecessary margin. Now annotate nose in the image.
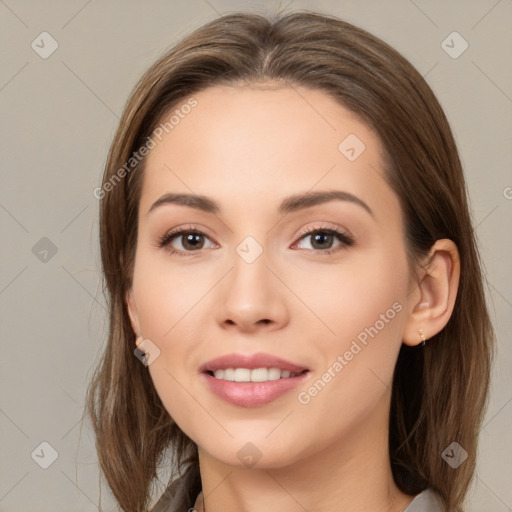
[216,245,290,333]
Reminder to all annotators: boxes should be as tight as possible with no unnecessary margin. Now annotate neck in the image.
[195,399,415,512]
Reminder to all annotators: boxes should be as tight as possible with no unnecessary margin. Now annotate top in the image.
[150,464,444,512]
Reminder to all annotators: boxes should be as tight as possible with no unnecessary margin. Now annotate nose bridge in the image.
[218,233,288,329]
[235,234,266,267]
[230,234,273,304]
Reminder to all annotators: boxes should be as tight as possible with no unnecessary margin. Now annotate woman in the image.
[86,10,494,512]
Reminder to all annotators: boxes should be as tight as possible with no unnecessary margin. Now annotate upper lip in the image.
[200,353,309,373]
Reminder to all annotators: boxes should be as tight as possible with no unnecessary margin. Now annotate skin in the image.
[126,83,460,512]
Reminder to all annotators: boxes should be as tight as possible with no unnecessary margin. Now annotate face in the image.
[127,83,414,468]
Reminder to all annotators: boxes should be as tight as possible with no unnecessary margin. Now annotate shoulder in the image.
[150,464,201,512]
[403,488,444,512]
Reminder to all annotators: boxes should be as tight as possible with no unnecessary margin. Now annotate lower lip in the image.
[201,371,310,407]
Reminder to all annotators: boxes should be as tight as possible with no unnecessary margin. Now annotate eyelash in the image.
[157,224,354,257]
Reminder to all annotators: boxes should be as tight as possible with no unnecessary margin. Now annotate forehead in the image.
[150,83,378,163]
[139,83,398,223]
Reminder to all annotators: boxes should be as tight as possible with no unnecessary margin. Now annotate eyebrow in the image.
[147,190,373,217]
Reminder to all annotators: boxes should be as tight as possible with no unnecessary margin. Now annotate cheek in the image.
[131,250,217,337]
[293,247,408,406]
[293,246,408,343]
[130,252,221,423]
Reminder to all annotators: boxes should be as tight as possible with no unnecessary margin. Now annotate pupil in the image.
[313,233,332,249]
[184,233,203,249]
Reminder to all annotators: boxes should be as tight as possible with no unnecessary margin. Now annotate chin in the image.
[199,436,306,470]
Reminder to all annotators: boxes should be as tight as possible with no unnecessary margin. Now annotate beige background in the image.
[1,0,511,510]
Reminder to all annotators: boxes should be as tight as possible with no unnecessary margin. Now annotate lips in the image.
[201,369,311,407]
[200,352,309,374]
[199,352,311,407]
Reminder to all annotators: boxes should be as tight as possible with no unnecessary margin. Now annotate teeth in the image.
[212,367,298,382]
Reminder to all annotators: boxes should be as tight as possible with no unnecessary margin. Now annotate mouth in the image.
[204,368,310,382]
[201,367,311,407]
[199,353,310,406]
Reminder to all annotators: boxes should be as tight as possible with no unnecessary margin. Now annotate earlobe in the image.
[125,289,141,335]
[402,239,460,346]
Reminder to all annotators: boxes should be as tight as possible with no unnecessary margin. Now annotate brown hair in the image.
[86,10,495,511]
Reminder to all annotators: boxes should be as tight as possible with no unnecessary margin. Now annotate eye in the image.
[157,225,216,256]
[157,224,354,257]
[293,225,354,255]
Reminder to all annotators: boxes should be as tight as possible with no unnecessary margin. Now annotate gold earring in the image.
[418,329,426,347]
[135,334,145,352]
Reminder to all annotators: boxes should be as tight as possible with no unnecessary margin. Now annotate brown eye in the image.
[158,226,216,256]
[294,227,354,254]
[178,232,206,250]
[309,232,335,250]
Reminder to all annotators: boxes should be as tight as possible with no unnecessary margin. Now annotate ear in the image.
[126,288,141,336]
[402,239,460,346]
